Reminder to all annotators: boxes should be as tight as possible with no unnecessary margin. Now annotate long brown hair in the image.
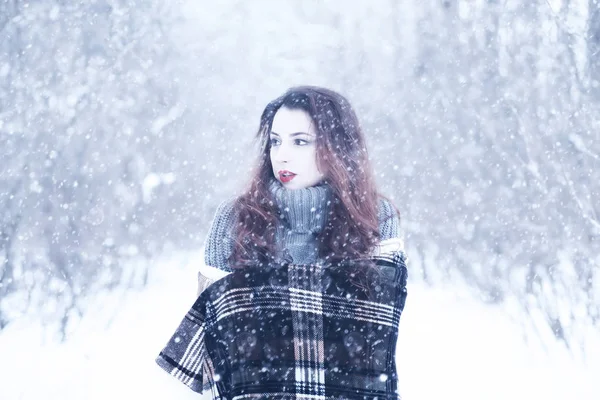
[228,86,398,269]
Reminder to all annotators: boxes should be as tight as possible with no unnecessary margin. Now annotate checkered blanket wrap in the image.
[156,252,408,399]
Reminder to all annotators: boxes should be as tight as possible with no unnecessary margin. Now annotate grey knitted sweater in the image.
[204,178,401,272]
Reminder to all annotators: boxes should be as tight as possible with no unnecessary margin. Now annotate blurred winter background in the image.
[0,0,598,399]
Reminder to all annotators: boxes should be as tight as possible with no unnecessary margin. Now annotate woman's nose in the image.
[274,144,292,163]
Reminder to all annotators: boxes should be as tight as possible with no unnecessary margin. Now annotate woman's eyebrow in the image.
[270,131,314,137]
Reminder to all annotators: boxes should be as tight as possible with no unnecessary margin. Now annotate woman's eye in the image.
[295,139,309,146]
[269,138,280,146]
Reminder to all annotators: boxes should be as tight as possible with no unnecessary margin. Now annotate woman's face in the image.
[269,107,325,190]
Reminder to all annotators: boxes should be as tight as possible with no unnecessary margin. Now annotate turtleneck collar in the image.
[268,177,332,234]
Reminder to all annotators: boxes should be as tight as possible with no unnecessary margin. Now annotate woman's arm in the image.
[197,198,238,296]
[203,198,237,273]
[374,198,404,257]
[378,198,401,240]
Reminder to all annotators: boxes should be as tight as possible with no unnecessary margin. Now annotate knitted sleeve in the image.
[378,198,401,240]
[203,198,238,273]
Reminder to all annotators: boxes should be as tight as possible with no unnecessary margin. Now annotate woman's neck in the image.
[268,178,332,234]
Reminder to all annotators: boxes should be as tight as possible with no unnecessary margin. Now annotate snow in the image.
[0,251,597,400]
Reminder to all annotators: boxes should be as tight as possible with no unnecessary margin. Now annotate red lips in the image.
[278,170,296,183]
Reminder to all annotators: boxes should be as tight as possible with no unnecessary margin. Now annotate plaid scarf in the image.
[156,252,408,400]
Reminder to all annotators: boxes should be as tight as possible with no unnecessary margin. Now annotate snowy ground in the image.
[0,251,597,400]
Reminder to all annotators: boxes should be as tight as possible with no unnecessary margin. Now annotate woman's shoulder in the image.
[206,196,241,241]
[214,195,238,213]
[377,196,400,224]
[373,197,406,261]
[377,196,401,240]
[209,195,240,225]
[377,197,398,215]
[203,196,240,273]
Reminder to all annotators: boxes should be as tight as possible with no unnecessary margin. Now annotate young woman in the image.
[199,85,403,289]
[157,86,407,399]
